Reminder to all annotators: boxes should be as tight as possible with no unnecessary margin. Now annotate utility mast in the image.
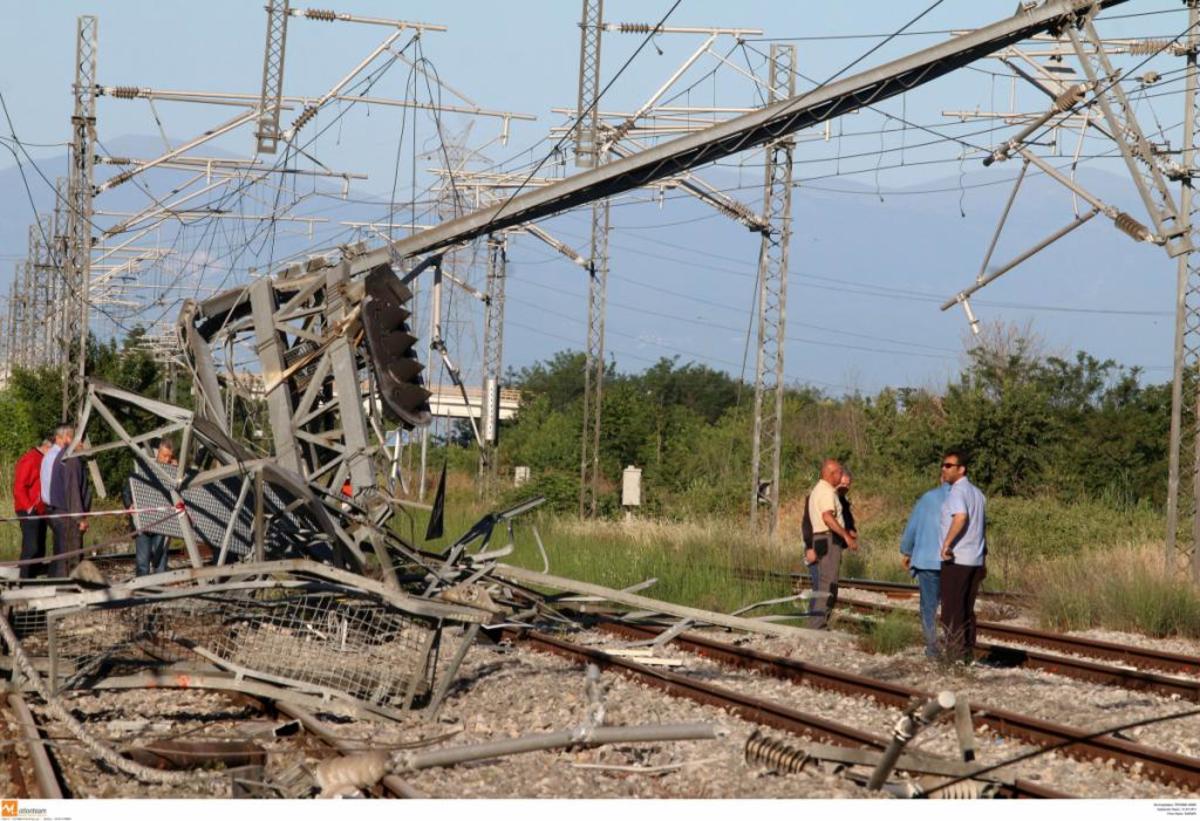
[749,44,796,536]
[479,234,507,494]
[575,0,608,517]
[1167,1,1200,583]
[63,15,97,420]
[255,0,290,154]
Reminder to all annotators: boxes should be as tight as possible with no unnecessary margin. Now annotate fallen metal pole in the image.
[867,691,956,791]
[492,564,817,640]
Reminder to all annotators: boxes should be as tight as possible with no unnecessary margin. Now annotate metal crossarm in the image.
[353,0,1130,269]
[1067,12,1191,256]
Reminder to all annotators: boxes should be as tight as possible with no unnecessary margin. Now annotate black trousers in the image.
[45,506,71,579]
[17,510,48,579]
[939,561,985,660]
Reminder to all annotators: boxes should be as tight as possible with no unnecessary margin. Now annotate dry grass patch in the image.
[1024,542,1200,638]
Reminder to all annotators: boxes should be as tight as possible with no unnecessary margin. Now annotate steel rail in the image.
[5,692,66,798]
[501,628,1068,798]
[591,621,1200,791]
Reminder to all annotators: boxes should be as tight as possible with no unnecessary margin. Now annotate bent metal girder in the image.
[350,0,1131,269]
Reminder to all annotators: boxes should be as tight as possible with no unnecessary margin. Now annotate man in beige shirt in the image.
[805,458,858,629]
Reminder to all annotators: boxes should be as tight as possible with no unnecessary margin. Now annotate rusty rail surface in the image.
[501,628,1070,798]
[585,621,1200,792]
[5,693,66,798]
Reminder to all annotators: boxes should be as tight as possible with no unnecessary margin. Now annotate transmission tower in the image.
[576,0,607,517]
[63,15,97,420]
[1167,1,1200,583]
[748,45,797,536]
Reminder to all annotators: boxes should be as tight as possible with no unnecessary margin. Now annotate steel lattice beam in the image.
[255,0,290,154]
[64,15,97,419]
[479,235,507,493]
[574,0,604,168]
[749,45,796,536]
[580,199,610,517]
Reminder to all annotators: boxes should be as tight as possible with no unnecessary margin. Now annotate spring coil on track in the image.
[913,775,985,799]
[744,731,811,774]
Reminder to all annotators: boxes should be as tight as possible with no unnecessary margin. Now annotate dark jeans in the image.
[45,506,71,578]
[17,510,48,579]
[135,531,169,576]
[940,561,985,661]
[806,535,844,630]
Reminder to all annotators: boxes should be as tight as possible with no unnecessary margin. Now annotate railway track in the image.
[837,597,1200,679]
[734,568,1026,604]
[500,627,1070,798]
[505,622,1200,794]
[747,570,1200,677]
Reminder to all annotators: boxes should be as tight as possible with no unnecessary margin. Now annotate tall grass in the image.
[1023,543,1200,638]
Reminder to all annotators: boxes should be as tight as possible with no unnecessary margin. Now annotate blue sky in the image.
[0,1,1193,393]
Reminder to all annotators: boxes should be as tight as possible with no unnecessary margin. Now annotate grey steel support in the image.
[479,235,507,493]
[749,45,796,535]
[574,0,604,168]
[255,0,290,154]
[579,199,609,518]
[323,261,375,495]
[63,15,97,420]
[249,278,304,474]
[1067,13,1189,256]
[576,0,607,517]
[1166,1,1200,583]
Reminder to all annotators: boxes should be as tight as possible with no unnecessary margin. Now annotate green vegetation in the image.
[1025,545,1200,638]
[853,610,925,655]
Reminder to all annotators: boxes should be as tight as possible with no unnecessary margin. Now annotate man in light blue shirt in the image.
[938,449,987,662]
[899,480,950,657]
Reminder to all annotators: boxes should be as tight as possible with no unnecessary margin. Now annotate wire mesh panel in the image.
[126,461,317,559]
[41,588,440,713]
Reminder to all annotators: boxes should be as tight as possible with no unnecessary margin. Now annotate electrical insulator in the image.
[616,22,653,33]
[111,86,141,99]
[292,106,318,133]
[361,263,432,429]
[304,8,337,21]
[1052,83,1085,113]
[1114,212,1152,243]
[1129,38,1170,56]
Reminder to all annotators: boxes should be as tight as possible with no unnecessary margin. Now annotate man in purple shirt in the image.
[938,449,987,662]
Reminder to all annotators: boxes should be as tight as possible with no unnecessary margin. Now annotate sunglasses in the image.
[941,462,961,469]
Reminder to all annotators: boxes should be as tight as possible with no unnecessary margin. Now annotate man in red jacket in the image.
[13,435,52,579]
